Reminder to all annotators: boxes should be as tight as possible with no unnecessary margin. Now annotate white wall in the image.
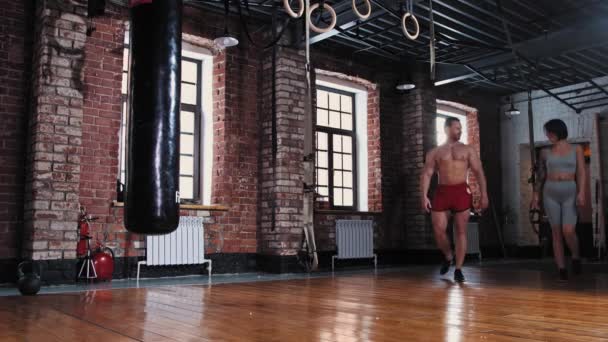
[500,76,608,246]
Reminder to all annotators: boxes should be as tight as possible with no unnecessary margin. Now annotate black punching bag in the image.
[126,0,182,235]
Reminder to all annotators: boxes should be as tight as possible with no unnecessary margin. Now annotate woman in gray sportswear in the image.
[531,119,586,280]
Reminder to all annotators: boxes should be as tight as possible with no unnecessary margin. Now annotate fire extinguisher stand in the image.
[78,236,97,281]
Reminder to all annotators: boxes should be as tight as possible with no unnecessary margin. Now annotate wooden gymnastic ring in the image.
[352,0,371,20]
[283,0,304,18]
[401,12,419,40]
[309,3,337,33]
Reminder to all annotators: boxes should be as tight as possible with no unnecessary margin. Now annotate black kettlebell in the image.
[17,261,41,296]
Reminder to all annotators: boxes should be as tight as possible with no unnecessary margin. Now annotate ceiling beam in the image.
[435,16,608,86]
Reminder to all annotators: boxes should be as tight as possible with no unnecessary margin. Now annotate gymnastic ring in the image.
[401,12,419,40]
[352,0,371,20]
[283,0,304,18]
[309,3,337,33]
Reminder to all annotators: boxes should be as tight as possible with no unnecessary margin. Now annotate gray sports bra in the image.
[545,148,576,174]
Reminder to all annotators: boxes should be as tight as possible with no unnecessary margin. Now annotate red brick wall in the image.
[467,110,481,207]
[0,0,33,259]
[76,5,260,257]
[183,8,260,254]
[79,3,130,254]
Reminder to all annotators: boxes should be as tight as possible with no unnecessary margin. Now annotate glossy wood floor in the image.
[3,264,608,341]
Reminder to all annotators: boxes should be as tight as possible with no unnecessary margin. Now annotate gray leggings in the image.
[543,180,577,227]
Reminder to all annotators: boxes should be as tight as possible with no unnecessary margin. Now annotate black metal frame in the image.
[98,0,608,109]
[180,56,203,202]
[315,86,358,211]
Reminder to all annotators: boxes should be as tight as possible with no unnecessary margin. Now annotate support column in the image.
[259,46,307,272]
[23,0,86,265]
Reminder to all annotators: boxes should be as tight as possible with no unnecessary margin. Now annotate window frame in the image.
[179,56,204,202]
[118,31,206,203]
[315,85,358,211]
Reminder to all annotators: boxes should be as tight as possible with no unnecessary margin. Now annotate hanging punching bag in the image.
[126,0,182,235]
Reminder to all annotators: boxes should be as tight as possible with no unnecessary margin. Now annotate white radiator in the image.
[453,222,481,260]
[332,220,377,270]
[136,216,212,281]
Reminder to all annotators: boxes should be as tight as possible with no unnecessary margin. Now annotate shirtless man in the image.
[420,117,489,282]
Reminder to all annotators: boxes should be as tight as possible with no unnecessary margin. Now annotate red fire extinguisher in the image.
[77,209,90,257]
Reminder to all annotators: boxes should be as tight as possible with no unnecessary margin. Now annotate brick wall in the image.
[79,3,131,255]
[23,0,88,260]
[259,46,307,256]
[0,0,33,260]
[2,0,508,277]
[401,71,437,249]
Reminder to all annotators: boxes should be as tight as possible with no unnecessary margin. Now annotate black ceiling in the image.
[151,0,608,109]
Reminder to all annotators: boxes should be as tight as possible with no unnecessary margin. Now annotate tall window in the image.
[436,111,468,145]
[315,87,356,209]
[179,57,203,200]
[119,32,206,202]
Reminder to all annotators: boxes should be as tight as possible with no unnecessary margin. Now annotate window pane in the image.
[341,114,352,131]
[181,83,197,105]
[317,186,329,199]
[343,189,353,206]
[333,153,342,170]
[329,92,340,110]
[122,49,129,72]
[317,151,328,168]
[342,136,352,153]
[121,72,128,94]
[181,111,195,134]
[334,188,343,206]
[181,134,194,155]
[329,111,340,128]
[343,155,353,171]
[340,95,352,113]
[182,61,198,83]
[343,171,353,187]
[180,155,194,175]
[317,90,328,108]
[317,169,328,186]
[436,117,446,145]
[316,132,328,150]
[333,135,342,152]
[317,109,328,126]
[334,171,343,187]
[179,177,193,199]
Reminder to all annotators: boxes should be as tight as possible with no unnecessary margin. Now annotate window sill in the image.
[111,201,229,212]
[314,209,382,216]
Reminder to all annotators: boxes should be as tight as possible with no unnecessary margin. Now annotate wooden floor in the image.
[3,264,608,341]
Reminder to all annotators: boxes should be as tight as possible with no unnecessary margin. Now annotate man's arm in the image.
[469,147,488,209]
[420,149,436,212]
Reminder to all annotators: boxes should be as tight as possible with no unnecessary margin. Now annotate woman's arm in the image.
[575,145,586,207]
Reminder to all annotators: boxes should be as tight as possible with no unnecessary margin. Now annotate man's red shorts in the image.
[431,183,472,212]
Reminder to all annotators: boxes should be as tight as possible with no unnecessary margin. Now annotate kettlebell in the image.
[17,261,41,296]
